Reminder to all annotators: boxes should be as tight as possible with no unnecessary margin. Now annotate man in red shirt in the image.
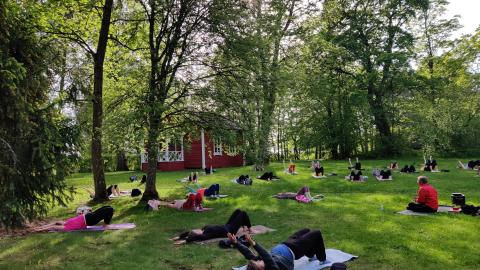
[407,176,438,213]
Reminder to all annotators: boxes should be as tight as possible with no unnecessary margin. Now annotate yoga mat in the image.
[376,177,393,181]
[233,249,358,270]
[50,223,136,232]
[173,225,276,245]
[312,175,327,179]
[397,205,454,216]
[206,195,228,199]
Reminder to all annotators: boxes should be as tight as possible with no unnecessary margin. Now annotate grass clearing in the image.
[1,159,479,270]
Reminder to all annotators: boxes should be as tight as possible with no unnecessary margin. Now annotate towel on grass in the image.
[312,175,327,179]
[232,249,357,270]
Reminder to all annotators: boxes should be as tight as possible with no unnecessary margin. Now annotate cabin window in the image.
[214,140,222,156]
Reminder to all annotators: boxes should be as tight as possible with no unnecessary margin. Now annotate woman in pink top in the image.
[35,206,114,231]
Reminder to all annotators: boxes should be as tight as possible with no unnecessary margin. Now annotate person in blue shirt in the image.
[229,228,327,270]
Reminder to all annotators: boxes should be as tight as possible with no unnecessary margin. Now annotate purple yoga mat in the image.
[51,223,136,232]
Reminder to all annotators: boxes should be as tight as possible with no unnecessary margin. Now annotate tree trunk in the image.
[91,0,113,202]
[116,150,129,171]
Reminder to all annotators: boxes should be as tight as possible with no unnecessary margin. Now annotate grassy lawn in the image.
[1,159,479,270]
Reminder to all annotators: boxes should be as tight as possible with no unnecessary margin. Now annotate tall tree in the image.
[321,0,427,155]
[41,0,114,201]
[138,0,211,200]
[0,0,79,228]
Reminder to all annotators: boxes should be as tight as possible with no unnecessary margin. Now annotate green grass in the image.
[1,159,479,270]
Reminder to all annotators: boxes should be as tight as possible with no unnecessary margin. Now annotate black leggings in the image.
[204,184,220,196]
[185,209,251,242]
[380,170,391,179]
[85,206,114,226]
[259,172,273,180]
[350,170,362,180]
[407,203,436,213]
[283,228,326,261]
[315,167,324,176]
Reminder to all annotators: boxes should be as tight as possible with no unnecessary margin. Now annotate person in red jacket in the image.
[407,176,438,213]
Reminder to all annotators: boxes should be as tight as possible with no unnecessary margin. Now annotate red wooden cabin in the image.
[141,129,243,171]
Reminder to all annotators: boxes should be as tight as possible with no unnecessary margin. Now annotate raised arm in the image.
[228,233,259,260]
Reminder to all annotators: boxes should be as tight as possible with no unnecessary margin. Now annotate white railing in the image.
[158,151,184,162]
[141,151,184,163]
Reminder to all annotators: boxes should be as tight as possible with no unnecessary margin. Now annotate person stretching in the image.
[229,228,327,270]
[34,206,115,231]
[423,156,438,171]
[167,192,204,211]
[348,157,361,170]
[457,160,478,170]
[288,161,296,174]
[377,169,392,180]
[274,186,323,203]
[258,172,279,181]
[389,161,398,170]
[349,170,363,181]
[174,209,252,243]
[406,176,438,213]
[314,162,324,177]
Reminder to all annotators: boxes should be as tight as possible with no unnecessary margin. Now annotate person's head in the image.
[417,176,428,185]
[247,260,265,270]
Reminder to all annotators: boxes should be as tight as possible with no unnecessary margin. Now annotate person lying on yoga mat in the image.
[348,157,361,170]
[400,165,416,173]
[186,184,221,197]
[34,206,115,232]
[457,160,479,170]
[174,209,252,243]
[423,156,438,171]
[376,169,392,180]
[389,161,398,170]
[85,184,123,198]
[348,170,363,181]
[237,175,253,185]
[258,172,280,181]
[228,228,327,270]
[188,172,199,183]
[406,176,438,213]
[167,192,204,211]
[274,186,323,203]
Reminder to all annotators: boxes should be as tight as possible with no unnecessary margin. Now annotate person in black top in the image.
[229,228,327,270]
[174,209,252,243]
[258,172,279,181]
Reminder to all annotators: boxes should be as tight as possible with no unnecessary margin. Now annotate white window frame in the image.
[214,140,222,156]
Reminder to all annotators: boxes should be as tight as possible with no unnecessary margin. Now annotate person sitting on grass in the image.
[457,160,479,170]
[400,165,416,173]
[167,192,204,211]
[377,169,392,181]
[423,156,438,172]
[173,209,252,244]
[313,162,324,177]
[274,186,323,203]
[349,170,363,181]
[258,172,280,181]
[389,161,398,170]
[348,157,361,170]
[237,175,253,185]
[85,184,123,198]
[406,176,438,213]
[34,206,115,232]
[228,228,327,270]
[287,160,296,174]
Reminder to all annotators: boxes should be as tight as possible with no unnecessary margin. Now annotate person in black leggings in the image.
[176,209,252,243]
[314,166,324,176]
[230,228,327,270]
[85,206,114,226]
[258,172,279,181]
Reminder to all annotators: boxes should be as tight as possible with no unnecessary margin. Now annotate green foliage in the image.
[0,0,78,228]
